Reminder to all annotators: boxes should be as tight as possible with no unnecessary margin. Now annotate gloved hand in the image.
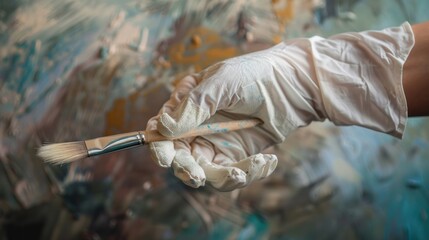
[146,46,321,191]
[146,22,414,191]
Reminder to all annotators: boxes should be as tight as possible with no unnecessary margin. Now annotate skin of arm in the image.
[403,21,429,116]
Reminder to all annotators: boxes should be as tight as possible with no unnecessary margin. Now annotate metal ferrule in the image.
[85,131,145,157]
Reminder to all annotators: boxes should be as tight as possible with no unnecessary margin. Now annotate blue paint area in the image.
[222,141,232,148]
[206,124,229,133]
[343,119,429,239]
[406,177,422,189]
[216,128,229,133]
[238,214,268,240]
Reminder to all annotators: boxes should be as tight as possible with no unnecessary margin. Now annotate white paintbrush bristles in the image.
[37,141,88,164]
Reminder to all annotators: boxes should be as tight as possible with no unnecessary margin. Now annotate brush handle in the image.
[85,119,263,158]
[143,119,263,142]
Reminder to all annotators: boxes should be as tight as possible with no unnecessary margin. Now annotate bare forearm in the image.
[403,21,429,116]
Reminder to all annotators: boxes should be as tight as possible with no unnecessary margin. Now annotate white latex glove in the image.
[146,22,414,191]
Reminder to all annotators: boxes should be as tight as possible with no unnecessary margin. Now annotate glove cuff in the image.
[279,22,414,138]
[315,22,414,138]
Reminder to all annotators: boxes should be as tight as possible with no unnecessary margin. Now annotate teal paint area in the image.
[1,0,429,239]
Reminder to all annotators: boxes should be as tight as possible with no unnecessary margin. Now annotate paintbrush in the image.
[38,119,262,165]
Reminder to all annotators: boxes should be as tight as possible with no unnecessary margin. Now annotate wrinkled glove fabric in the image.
[146,22,415,191]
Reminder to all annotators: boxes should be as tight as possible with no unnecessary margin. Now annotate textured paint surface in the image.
[1,0,429,239]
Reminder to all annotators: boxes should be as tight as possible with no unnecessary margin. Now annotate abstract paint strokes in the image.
[1,0,429,239]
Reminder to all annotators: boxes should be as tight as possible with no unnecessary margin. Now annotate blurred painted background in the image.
[1,0,429,239]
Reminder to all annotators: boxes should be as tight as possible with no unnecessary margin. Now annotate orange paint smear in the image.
[167,27,238,71]
[271,0,295,42]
